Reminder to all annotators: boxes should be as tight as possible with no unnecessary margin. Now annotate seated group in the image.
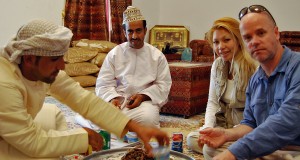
[1,5,300,160]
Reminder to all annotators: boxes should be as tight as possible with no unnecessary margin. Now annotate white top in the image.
[200,62,234,130]
[95,42,172,107]
[222,79,234,104]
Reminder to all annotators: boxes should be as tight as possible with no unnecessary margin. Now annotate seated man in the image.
[95,6,172,127]
[0,19,169,159]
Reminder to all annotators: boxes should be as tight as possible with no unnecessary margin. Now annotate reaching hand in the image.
[125,120,169,155]
[82,127,103,154]
[199,128,227,148]
[138,127,170,154]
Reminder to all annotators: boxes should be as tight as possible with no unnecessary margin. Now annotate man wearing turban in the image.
[0,19,169,159]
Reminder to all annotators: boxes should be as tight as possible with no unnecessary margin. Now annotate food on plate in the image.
[121,147,154,160]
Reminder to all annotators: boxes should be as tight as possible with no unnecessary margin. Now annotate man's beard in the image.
[41,77,56,84]
[40,71,59,84]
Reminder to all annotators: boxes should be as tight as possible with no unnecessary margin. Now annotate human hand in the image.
[126,94,150,109]
[110,97,124,109]
[125,120,169,155]
[197,127,212,148]
[82,127,103,155]
[199,128,227,148]
[213,149,236,160]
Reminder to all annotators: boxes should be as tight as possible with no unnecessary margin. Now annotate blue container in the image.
[171,141,183,152]
[126,132,138,143]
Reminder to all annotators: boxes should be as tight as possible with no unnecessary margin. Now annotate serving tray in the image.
[84,147,195,160]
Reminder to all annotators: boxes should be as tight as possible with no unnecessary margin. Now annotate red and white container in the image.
[171,132,183,152]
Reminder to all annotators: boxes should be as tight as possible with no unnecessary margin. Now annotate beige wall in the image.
[1,0,299,46]
[133,0,300,42]
[0,0,65,46]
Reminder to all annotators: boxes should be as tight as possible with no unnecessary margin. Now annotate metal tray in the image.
[84,147,195,160]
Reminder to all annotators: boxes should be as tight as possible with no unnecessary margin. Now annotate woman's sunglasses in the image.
[238,5,276,26]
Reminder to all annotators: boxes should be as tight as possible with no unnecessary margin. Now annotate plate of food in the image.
[83,147,194,160]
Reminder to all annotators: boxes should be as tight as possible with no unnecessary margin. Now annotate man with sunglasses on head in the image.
[199,5,300,160]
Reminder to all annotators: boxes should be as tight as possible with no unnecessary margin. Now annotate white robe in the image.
[95,42,172,126]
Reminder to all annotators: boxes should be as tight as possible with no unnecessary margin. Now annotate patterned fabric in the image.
[280,31,300,52]
[287,46,300,52]
[164,54,181,62]
[122,6,145,24]
[64,0,108,41]
[160,62,212,117]
[280,31,300,38]
[1,19,72,64]
[110,0,132,44]
[164,39,214,62]
[280,38,300,46]
[193,55,215,63]
[190,40,214,62]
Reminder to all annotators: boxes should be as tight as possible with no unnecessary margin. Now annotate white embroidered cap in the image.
[122,6,145,24]
[1,19,73,64]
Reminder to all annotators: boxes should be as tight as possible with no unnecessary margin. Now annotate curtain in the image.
[109,0,132,44]
[64,0,108,41]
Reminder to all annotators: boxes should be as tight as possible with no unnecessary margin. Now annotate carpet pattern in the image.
[44,96,205,160]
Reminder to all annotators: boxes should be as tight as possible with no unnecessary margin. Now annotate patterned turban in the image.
[0,19,73,64]
[122,6,145,25]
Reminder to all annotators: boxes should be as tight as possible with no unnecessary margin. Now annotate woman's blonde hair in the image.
[206,17,258,90]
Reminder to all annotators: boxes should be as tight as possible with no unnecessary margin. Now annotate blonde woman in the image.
[187,17,258,153]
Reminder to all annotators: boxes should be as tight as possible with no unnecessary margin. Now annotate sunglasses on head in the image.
[238,5,277,26]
